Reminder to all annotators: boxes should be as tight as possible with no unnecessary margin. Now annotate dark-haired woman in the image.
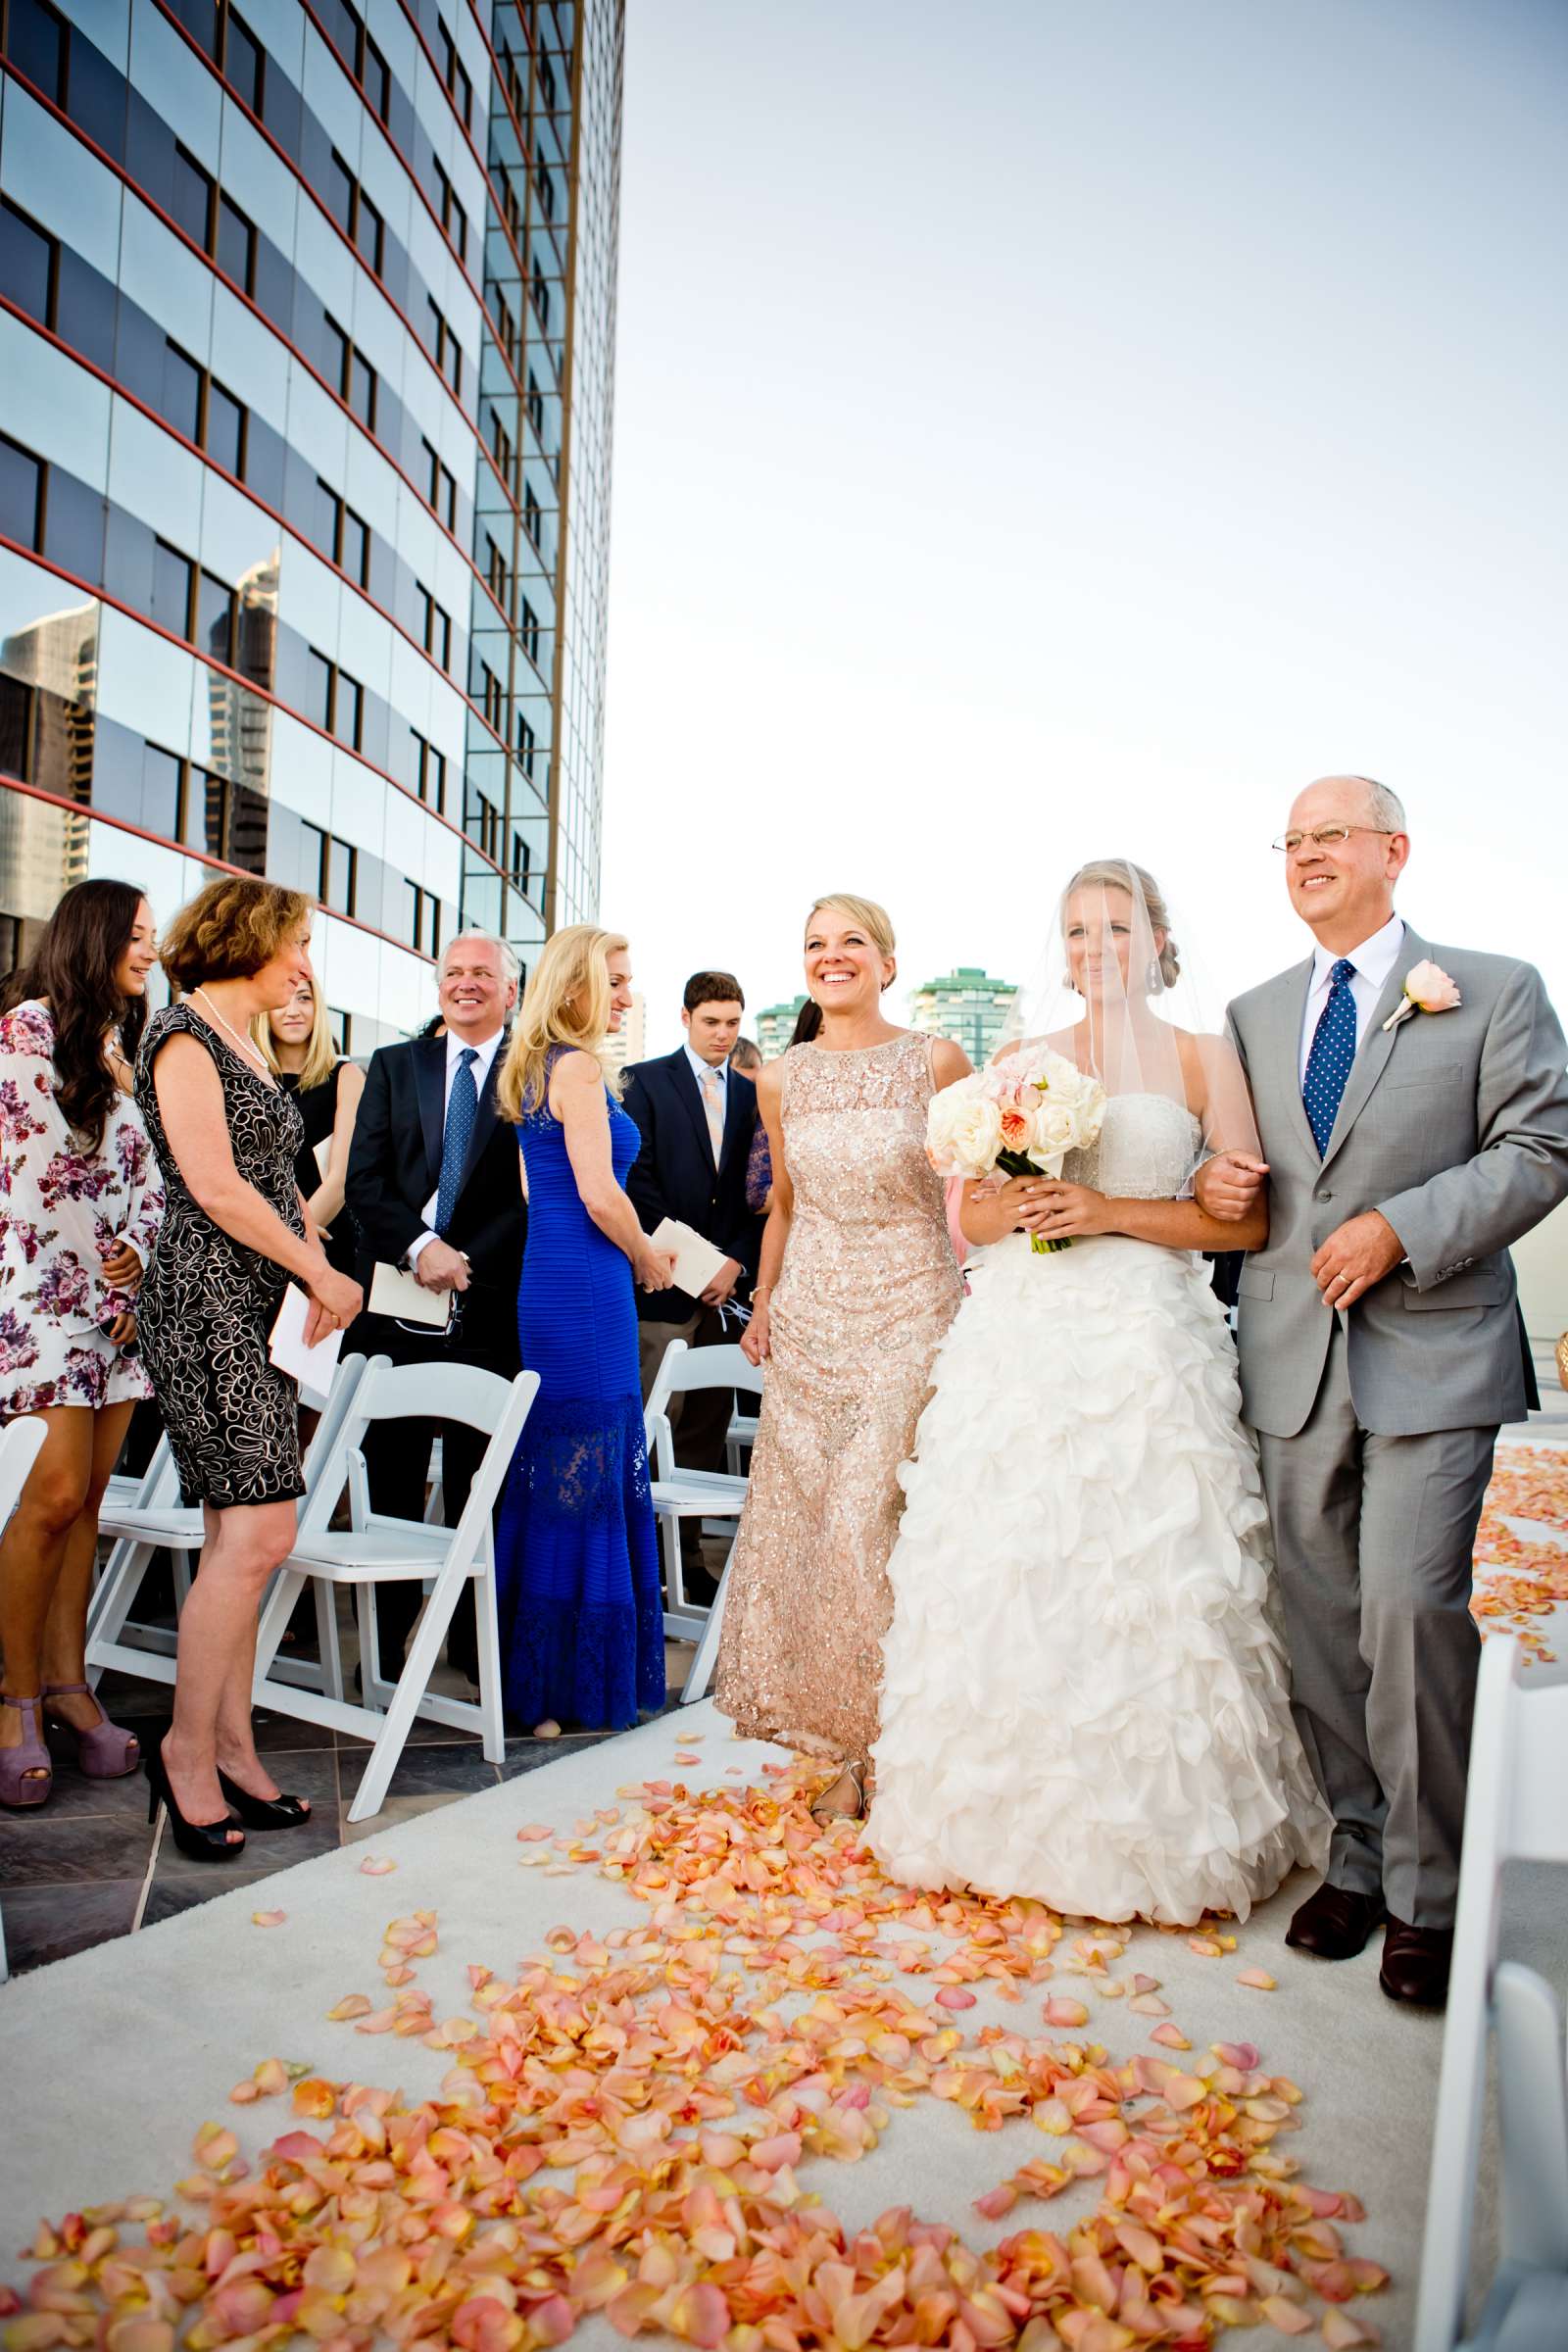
[0,881,165,1808]
[136,877,361,1860]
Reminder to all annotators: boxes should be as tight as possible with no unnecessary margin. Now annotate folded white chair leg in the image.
[473,1560,505,1764]
[681,1555,732,1704]
[252,1567,309,1696]
[345,1576,464,1823]
[316,1577,346,1702]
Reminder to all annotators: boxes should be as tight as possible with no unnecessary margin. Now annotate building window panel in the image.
[222,8,264,111]
[172,145,216,251]
[341,505,368,587]
[216,193,256,294]
[6,0,68,106]
[335,668,363,749]
[327,152,355,240]
[0,198,56,328]
[324,833,356,914]
[160,338,203,442]
[151,537,193,636]
[198,568,236,666]
[348,349,375,431]
[205,377,246,478]
[362,33,389,122]
[356,188,383,275]
[307,648,334,732]
[0,434,43,553]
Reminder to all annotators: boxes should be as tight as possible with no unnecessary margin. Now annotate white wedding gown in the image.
[868,1095,1330,1926]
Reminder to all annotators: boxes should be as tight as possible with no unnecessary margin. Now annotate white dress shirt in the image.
[408,1024,506,1263]
[1298,914,1406,1083]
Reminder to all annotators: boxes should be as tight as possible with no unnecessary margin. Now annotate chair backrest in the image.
[1497,1656,1568,1868]
[0,1416,46,1531]
[306,1356,536,1548]
[1415,1635,1568,2352]
[301,1352,367,1483]
[647,1340,764,1430]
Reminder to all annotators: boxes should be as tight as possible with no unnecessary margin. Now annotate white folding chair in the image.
[251,1359,539,1823]
[85,1356,368,1696]
[1416,1635,1568,2351]
[644,1339,760,1648]
[724,1405,760,1478]
[0,1416,47,1987]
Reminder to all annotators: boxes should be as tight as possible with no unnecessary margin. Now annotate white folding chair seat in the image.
[643,1340,761,1668]
[250,1358,539,1822]
[85,1356,368,1696]
[1416,1634,1568,2351]
[0,1416,47,1985]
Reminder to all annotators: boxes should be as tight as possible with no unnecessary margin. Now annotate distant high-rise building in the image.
[909,967,1019,1064]
[0,0,623,1040]
[756,996,808,1058]
[602,986,644,1075]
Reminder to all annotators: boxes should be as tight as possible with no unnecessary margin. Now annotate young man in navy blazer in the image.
[622,971,762,1597]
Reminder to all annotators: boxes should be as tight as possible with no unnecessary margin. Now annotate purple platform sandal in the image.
[0,1693,52,1807]
[43,1683,141,1778]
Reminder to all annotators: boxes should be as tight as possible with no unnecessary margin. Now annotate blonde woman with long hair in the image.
[493,924,673,1730]
[251,960,364,1277]
[714,895,969,1823]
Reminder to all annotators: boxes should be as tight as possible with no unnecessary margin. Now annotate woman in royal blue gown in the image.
[494,925,674,1728]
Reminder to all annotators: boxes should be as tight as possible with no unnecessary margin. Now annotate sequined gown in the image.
[715,1031,962,1762]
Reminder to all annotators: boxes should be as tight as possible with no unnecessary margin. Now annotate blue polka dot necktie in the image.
[435,1047,478,1233]
[1302,958,1357,1155]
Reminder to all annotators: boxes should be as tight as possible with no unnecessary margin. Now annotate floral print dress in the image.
[0,999,164,1413]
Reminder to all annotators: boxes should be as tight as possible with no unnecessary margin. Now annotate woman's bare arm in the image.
[305,1059,365,1232]
[552,1052,673,1288]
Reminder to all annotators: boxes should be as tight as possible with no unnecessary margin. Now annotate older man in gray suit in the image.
[1199,776,1568,2008]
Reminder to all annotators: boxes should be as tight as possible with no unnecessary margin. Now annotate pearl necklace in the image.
[191,988,276,1082]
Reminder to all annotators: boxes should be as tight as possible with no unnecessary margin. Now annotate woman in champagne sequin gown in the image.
[715,897,965,1812]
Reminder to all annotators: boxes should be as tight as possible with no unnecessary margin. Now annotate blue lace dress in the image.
[496,1050,665,1727]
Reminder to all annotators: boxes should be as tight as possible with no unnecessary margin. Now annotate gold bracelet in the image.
[753,1283,773,1301]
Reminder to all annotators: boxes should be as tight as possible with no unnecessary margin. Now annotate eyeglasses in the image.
[1271,825,1394,854]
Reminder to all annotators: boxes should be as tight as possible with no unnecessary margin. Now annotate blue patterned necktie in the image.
[1302,957,1357,1155]
[435,1047,478,1232]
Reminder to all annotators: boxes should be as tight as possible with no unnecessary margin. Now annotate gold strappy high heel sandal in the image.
[810,1759,867,1827]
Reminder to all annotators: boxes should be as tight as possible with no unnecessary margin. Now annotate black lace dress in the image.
[135,1004,307,1509]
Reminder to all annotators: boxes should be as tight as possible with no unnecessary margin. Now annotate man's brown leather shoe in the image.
[1285,1882,1386,1960]
[1379,1916,1452,2009]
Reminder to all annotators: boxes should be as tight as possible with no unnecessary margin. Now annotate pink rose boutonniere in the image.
[1383,959,1462,1033]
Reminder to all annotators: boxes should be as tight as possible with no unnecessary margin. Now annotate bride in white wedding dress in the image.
[868,860,1329,1925]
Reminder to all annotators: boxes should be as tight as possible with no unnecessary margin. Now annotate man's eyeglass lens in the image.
[1272,825,1390,854]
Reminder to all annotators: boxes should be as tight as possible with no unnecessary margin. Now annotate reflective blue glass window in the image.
[6,0,67,105]
[206,377,246,478]
[0,436,43,553]
[0,198,54,326]
[216,194,256,294]
[223,10,264,112]
[158,339,203,442]
[151,538,192,635]
[171,145,215,250]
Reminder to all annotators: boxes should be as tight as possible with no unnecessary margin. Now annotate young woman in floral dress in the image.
[0,880,164,1807]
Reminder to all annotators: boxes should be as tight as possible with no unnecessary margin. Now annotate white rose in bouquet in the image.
[1030,1097,1080,1169]
[926,1075,1004,1178]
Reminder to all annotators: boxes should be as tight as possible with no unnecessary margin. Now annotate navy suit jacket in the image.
[621,1050,761,1321]
[344,1031,524,1360]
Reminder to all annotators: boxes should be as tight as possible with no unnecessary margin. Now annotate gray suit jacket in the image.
[1228,924,1568,1439]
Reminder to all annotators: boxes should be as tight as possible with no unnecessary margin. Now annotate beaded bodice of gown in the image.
[1061,1092,1203,1203]
[714,1030,962,1764]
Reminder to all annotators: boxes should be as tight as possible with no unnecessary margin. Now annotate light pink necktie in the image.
[701,1065,724,1167]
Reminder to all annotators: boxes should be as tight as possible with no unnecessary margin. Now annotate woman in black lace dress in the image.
[135,879,362,1860]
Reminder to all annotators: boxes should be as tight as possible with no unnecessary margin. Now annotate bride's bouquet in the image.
[927,1048,1107,1252]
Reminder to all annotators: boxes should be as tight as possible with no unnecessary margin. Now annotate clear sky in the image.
[600,0,1566,1055]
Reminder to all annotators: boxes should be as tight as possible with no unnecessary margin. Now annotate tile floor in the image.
[1,1641,699,1976]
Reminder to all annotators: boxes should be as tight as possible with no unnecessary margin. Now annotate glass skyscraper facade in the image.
[0,0,620,1047]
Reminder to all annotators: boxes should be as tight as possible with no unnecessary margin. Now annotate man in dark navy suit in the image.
[623,971,762,1594]
[344,932,524,1682]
